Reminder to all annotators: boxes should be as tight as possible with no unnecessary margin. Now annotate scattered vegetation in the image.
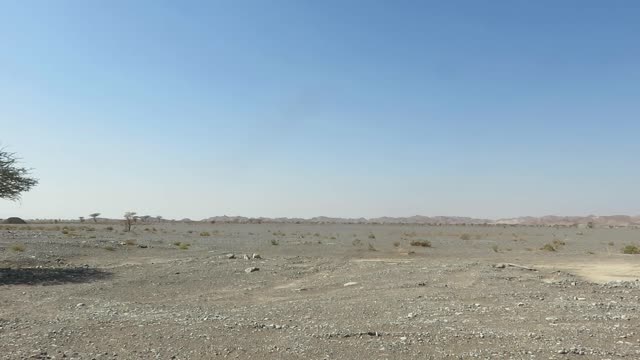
[491,244,499,253]
[622,245,640,254]
[393,241,400,247]
[10,244,25,252]
[410,239,431,247]
[199,231,211,237]
[178,243,191,250]
[104,246,115,251]
[270,239,279,246]
[368,243,377,251]
[368,233,376,239]
[105,226,114,231]
[608,241,615,246]
[352,239,362,246]
[460,234,471,240]
[125,239,137,246]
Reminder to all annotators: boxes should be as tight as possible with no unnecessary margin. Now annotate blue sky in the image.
[1,0,639,220]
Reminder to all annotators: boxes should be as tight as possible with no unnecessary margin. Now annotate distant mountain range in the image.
[202,215,640,226]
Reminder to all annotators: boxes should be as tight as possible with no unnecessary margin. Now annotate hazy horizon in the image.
[2,1,639,220]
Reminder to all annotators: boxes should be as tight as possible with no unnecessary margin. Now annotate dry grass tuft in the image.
[10,244,25,252]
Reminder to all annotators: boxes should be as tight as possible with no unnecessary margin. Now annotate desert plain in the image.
[1,222,640,359]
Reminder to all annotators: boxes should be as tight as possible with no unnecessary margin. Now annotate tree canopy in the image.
[0,148,38,201]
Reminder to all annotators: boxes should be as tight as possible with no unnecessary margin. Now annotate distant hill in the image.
[202,214,640,226]
[494,215,640,226]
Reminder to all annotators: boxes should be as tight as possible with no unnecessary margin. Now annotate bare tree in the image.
[156,215,163,222]
[0,148,38,201]
[89,213,100,223]
[79,216,85,223]
[141,215,151,222]
[124,211,136,232]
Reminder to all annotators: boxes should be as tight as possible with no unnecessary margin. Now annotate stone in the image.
[225,254,235,259]
[245,267,259,273]
[252,253,261,259]
[343,282,358,287]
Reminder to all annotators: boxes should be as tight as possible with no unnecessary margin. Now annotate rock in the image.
[137,245,148,248]
[343,282,358,287]
[76,303,85,307]
[407,313,416,318]
[252,253,261,259]
[245,267,259,273]
[243,254,250,260]
[225,254,235,259]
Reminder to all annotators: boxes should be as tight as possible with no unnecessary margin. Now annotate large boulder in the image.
[3,217,27,224]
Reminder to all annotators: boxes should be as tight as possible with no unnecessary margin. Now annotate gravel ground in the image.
[1,223,640,359]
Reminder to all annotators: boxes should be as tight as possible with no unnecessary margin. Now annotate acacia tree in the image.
[0,148,38,201]
[89,213,101,223]
[124,211,136,232]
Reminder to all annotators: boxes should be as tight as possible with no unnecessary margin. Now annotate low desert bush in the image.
[125,239,137,245]
[410,239,431,247]
[270,239,279,245]
[393,241,400,247]
[368,243,377,251]
[10,244,25,252]
[172,241,182,246]
[622,245,640,254]
[552,239,566,247]
[491,244,499,253]
[368,234,376,239]
[541,243,556,252]
[460,234,471,240]
[104,246,115,251]
[200,231,211,237]
[178,243,191,250]
[352,238,362,246]
[61,229,69,235]
[105,226,114,231]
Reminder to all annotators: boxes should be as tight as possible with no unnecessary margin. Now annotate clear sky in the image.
[1,0,639,220]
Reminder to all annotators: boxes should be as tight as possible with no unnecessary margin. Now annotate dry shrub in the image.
[410,240,431,247]
[622,245,640,254]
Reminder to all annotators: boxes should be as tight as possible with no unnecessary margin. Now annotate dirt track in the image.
[1,223,639,359]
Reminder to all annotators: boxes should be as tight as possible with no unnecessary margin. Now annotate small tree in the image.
[79,216,85,223]
[0,148,38,201]
[124,211,136,232]
[89,213,101,223]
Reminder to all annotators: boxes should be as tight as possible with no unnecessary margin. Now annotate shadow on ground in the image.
[0,267,112,286]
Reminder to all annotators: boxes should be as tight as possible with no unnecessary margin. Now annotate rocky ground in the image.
[1,223,639,359]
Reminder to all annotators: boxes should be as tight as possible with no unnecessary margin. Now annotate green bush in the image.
[622,245,640,254]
